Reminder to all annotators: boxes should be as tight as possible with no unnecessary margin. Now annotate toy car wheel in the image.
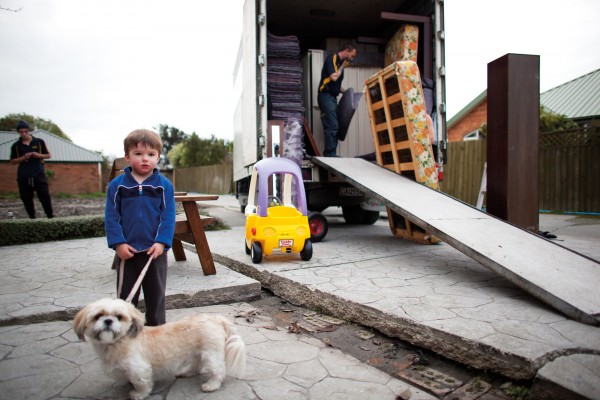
[245,240,251,255]
[300,239,313,261]
[308,212,328,243]
[251,242,262,263]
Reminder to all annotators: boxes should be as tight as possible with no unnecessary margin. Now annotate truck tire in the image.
[362,210,380,225]
[342,206,379,225]
[342,205,364,224]
[308,212,328,243]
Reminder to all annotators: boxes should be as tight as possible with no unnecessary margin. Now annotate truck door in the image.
[233,0,268,184]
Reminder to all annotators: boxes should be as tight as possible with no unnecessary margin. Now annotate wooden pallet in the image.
[364,61,440,244]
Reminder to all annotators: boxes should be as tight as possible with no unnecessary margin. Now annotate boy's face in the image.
[18,128,31,140]
[125,142,160,177]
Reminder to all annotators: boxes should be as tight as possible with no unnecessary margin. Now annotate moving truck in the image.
[233,0,446,234]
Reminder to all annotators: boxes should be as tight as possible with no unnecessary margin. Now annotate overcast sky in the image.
[1,0,599,158]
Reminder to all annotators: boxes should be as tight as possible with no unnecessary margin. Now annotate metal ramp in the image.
[314,157,600,326]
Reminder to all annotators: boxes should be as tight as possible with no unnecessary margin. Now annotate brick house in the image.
[447,91,487,142]
[447,67,600,141]
[0,130,104,195]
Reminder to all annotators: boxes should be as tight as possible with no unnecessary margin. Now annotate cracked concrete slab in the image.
[206,221,600,391]
[0,237,261,326]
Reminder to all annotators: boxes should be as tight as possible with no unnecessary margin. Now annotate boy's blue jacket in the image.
[105,166,176,252]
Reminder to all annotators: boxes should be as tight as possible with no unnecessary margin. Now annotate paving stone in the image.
[310,377,402,399]
[0,368,81,400]
[397,366,463,396]
[283,358,329,388]
[444,377,492,400]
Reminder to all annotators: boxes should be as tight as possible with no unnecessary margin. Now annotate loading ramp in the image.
[313,156,600,326]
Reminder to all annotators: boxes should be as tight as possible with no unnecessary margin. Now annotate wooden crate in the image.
[364,60,439,244]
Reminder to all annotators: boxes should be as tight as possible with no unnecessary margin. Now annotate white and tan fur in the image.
[73,298,245,400]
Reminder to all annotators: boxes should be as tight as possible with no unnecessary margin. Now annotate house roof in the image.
[540,68,600,120]
[0,130,103,163]
[447,90,487,129]
[447,67,600,128]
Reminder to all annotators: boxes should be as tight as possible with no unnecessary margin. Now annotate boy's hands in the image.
[116,243,164,260]
[115,243,137,260]
[147,243,165,259]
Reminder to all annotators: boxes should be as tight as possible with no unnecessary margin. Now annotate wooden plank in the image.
[313,156,600,326]
[302,117,320,157]
[180,201,216,275]
[171,239,187,261]
[174,215,215,234]
[172,196,218,275]
[174,195,219,202]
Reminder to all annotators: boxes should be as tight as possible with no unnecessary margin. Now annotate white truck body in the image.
[233,0,446,213]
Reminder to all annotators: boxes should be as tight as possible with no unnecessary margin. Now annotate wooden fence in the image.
[440,140,487,206]
[539,127,600,213]
[441,126,600,213]
[173,162,233,194]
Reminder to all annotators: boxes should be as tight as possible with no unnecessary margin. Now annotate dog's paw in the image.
[129,389,151,400]
[201,380,222,392]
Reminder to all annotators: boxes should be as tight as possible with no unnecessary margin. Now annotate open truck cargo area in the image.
[233,0,446,224]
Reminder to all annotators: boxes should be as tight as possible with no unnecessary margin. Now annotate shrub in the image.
[0,215,105,246]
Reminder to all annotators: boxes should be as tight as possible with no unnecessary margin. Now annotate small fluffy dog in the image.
[73,298,245,400]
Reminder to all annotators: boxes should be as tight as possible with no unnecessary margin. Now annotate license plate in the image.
[339,187,363,197]
[279,239,294,247]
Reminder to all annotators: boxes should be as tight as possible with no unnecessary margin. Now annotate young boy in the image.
[105,129,176,326]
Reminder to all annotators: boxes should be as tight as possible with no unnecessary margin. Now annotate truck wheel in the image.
[342,206,379,225]
[342,205,364,224]
[308,212,328,243]
[245,240,251,255]
[251,242,262,263]
[300,239,313,261]
[362,210,380,225]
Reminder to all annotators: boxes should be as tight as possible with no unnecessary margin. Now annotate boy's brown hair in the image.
[123,129,163,155]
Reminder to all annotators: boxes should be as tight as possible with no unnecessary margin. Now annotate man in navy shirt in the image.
[9,120,54,219]
[317,44,357,156]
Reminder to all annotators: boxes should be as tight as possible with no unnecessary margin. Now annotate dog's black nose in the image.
[104,319,113,327]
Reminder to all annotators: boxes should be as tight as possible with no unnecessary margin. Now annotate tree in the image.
[477,106,578,137]
[0,113,71,140]
[539,106,578,132]
[156,124,187,155]
[167,133,230,168]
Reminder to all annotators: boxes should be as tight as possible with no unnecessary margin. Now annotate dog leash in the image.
[116,253,153,303]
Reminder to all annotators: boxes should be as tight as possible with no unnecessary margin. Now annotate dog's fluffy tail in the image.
[225,334,246,378]
[220,316,246,378]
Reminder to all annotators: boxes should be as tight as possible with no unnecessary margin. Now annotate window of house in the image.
[463,130,481,141]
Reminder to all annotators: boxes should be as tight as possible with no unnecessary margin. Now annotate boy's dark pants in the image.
[117,252,168,326]
[17,174,54,219]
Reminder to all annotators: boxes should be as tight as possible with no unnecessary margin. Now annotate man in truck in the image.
[317,44,357,157]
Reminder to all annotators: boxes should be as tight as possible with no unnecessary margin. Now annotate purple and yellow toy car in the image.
[244,158,313,263]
